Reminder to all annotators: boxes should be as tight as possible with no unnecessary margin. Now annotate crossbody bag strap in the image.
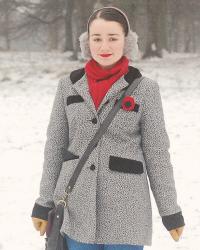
[58,76,145,206]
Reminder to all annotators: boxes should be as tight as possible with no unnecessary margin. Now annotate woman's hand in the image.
[169,226,184,241]
[32,217,48,236]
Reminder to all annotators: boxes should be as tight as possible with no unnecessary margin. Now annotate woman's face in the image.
[89,18,125,69]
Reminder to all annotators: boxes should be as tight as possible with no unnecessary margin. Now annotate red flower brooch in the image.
[121,96,136,111]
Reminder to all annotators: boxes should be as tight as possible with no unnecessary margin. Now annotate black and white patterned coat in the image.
[31,66,185,246]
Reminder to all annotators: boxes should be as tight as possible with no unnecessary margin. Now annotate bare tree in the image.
[0,0,17,50]
[63,0,73,52]
[142,0,168,58]
[1,0,200,54]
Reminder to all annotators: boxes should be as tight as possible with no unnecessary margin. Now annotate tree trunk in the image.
[63,0,73,52]
[4,0,11,50]
[70,0,88,60]
[48,21,59,51]
[156,0,168,53]
[142,0,161,58]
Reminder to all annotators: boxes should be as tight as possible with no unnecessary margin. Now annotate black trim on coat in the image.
[31,202,53,221]
[124,66,142,85]
[70,68,85,84]
[162,211,185,231]
[66,95,84,106]
[109,155,144,174]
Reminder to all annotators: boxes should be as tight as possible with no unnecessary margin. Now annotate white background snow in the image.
[0,51,200,250]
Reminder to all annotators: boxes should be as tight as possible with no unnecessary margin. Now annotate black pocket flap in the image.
[66,95,84,105]
[109,155,144,174]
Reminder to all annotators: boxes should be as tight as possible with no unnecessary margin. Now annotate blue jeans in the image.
[64,234,144,250]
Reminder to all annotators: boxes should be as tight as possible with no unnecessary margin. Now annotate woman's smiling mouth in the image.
[99,54,112,57]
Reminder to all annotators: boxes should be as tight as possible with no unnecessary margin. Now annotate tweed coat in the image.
[31,66,185,246]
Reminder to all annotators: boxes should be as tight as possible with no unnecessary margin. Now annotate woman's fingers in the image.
[176,226,184,237]
[32,217,41,231]
[169,229,179,241]
[40,221,48,236]
[169,226,184,241]
[32,217,48,236]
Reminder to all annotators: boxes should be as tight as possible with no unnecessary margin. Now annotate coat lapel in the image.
[70,66,142,115]
[70,73,96,115]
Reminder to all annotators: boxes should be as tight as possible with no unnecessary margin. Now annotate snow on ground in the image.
[0,51,200,250]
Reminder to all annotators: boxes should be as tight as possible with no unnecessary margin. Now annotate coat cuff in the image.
[162,211,185,231]
[31,202,54,221]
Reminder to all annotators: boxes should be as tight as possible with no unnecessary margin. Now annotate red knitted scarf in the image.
[85,56,129,110]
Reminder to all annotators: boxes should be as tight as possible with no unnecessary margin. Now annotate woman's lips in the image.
[99,54,112,57]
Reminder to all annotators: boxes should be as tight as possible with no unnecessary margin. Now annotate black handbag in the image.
[44,76,144,250]
[45,204,68,250]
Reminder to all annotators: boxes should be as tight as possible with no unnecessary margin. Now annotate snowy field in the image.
[0,51,200,250]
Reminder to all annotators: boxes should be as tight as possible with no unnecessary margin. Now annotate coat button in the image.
[91,117,97,124]
[90,164,95,170]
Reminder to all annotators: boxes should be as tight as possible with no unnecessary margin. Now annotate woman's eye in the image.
[110,38,117,41]
[93,38,101,42]
[93,38,118,42]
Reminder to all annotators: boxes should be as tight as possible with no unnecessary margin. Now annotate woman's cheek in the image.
[90,44,99,54]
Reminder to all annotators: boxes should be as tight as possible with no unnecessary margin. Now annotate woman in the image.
[31,6,185,250]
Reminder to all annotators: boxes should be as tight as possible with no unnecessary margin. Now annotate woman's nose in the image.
[100,40,110,50]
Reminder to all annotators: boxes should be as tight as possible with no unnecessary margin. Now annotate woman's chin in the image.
[95,58,120,68]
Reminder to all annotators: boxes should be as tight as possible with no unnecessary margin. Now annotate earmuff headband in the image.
[87,6,131,35]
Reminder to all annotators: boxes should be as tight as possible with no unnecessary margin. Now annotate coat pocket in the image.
[53,150,79,201]
[109,155,144,174]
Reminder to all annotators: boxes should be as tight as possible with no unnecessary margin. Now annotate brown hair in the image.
[87,7,130,37]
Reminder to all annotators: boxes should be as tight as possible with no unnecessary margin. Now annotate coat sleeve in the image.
[140,79,185,231]
[31,78,69,220]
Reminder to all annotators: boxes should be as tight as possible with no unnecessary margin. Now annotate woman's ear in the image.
[79,31,92,60]
[123,30,140,62]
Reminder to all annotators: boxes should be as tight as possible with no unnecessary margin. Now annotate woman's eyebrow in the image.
[91,34,120,36]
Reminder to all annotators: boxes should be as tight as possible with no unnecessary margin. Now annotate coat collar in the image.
[70,66,142,116]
